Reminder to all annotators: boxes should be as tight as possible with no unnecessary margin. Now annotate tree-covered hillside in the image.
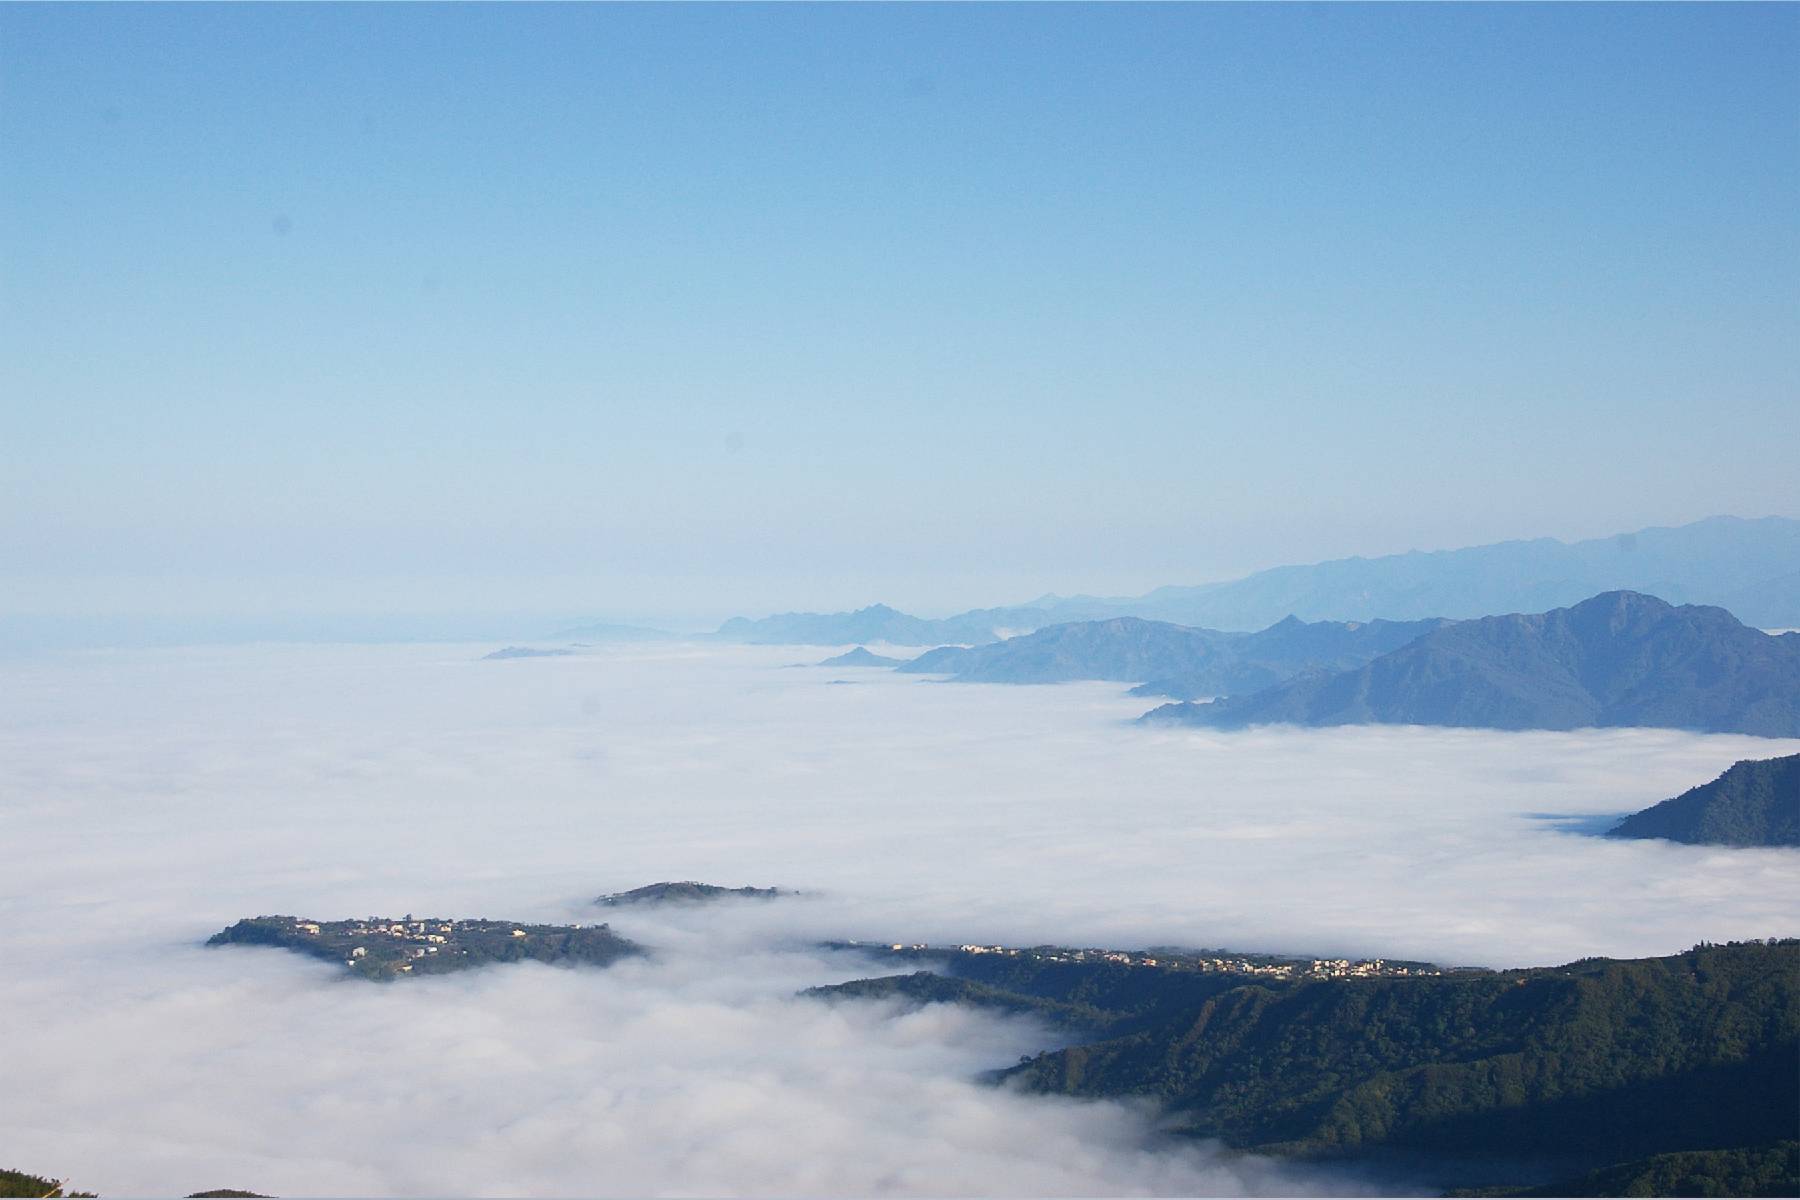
[814,939,1800,1194]
[0,1169,64,1199]
[1003,941,1797,1173]
[1459,1141,1800,1197]
[1609,755,1799,847]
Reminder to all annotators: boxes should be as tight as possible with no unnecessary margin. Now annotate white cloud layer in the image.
[2,642,1795,1195]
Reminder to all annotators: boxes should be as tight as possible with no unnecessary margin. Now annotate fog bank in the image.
[1,643,1793,1194]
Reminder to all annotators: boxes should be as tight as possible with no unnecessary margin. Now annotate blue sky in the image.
[3,3,1796,629]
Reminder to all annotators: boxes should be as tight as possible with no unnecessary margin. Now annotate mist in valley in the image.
[2,643,1793,1195]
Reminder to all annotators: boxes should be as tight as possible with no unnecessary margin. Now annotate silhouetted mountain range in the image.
[481,646,574,660]
[816,647,906,668]
[898,644,981,673]
[1141,591,1800,738]
[714,603,1009,646]
[1609,755,1799,847]
[894,614,1448,696]
[1097,515,1800,631]
[711,516,1800,643]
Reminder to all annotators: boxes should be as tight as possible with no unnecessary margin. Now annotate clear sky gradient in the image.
[3,3,1796,629]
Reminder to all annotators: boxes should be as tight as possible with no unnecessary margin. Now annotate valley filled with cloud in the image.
[2,643,1794,1195]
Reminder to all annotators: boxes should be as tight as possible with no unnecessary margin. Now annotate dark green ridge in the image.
[1609,754,1800,847]
[1450,1141,1799,1198]
[815,939,1800,1195]
[1,1168,68,1198]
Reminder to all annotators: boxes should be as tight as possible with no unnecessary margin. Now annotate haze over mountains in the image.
[1143,592,1800,739]
[817,647,908,668]
[892,614,1448,697]
[710,516,1800,645]
[1098,515,1800,631]
[714,604,1008,647]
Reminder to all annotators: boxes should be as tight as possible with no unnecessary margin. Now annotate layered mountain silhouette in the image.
[816,646,907,668]
[711,516,1800,643]
[1100,515,1800,631]
[899,644,981,673]
[1132,615,1451,698]
[1141,592,1800,737]
[481,646,574,660]
[894,614,1447,695]
[1609,755,1799,847]
[714,603,1009,646]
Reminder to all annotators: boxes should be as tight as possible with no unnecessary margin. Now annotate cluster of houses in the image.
[883,942,1439,979]
[287,916,536,974]
[211,912,639,981]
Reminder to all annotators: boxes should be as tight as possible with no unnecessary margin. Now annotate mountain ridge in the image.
[1608,755,1800,847]
[810,939,1800,1194]
[711,516,1800,644]
[1141,591,1800,738]
[894,613,1450,696]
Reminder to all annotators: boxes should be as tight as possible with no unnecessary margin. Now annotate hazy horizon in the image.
[5,510,1797,652]
[5,4,1797,631]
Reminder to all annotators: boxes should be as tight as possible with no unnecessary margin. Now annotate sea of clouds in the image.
[2,641,1795,1196]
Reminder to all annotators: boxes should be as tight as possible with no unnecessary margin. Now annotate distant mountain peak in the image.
[713,601,1012,646]
[714,516,1800,644]
[1577,589,1670,610]
[817,646,905,668]
[595,881,790,906]
[482,646,574,660]
[1144,589,1800,737]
